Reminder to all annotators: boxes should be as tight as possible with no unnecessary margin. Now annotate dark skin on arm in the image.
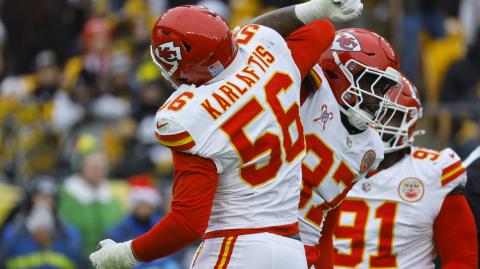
[251,6,305,37]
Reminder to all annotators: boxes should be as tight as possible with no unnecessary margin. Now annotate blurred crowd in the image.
[0,0,478,268]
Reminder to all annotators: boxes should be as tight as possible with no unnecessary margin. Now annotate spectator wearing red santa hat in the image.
[107,174,181,269]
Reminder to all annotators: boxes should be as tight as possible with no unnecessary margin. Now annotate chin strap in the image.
[340,106,372,131]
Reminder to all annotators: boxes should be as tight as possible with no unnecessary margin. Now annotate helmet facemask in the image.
[377,89,424,153]
[333,51,400,131]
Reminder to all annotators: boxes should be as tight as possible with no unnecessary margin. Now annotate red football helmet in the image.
[378,74,423,153]
[150,5,237,87]
[319,28,400,130]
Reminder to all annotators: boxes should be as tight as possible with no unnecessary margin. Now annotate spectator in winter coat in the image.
[59,152,124,257]
[0,176,85,269]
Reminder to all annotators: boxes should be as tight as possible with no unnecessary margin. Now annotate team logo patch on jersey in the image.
[331,32,361,52]
[313,104,334,130]
[359,150,376,173]
[398,177,424,202]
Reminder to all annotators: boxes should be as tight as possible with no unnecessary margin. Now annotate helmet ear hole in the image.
[181,41,191,52]
[325,69,338,79]
[178,78,189,84]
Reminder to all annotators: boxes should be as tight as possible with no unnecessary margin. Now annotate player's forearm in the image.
[251,6,304,38]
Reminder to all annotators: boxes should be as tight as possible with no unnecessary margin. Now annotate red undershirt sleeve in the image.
[317,207,340,269]
[131,150,219,262]
[286,19,335,79]
[433,194,478,269]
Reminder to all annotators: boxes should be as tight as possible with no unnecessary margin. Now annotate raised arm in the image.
[251,6,303,38]
[252,0,363,37]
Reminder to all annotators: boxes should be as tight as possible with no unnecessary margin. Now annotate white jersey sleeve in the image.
[433,147,467,189]
[154,85,200,154]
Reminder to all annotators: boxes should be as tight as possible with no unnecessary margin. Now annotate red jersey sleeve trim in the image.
[155,131,196,151]
[442,167,466,186]
[441,160,465,186]
[156,131,191,141]
[310,69,323,89]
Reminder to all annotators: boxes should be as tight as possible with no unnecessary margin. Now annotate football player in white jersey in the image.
[333,75,478,269]
[89,1,365,269]
[298,28,402,269]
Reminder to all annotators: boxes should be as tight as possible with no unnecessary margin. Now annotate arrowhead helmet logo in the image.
[331,32,361,52]
[155,41,183,75]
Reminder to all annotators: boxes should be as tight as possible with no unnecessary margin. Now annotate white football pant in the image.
[189,232,307,269]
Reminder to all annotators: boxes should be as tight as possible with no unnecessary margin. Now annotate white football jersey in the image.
[298,65,384,245]
[154,24,306,234]
[334,147,467,269]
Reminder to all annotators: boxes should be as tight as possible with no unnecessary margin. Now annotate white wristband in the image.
[295,0,363,24]
[295,0,329,25]
[117,240,139,267]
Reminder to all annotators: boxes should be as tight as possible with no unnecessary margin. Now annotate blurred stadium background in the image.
[0,0,479,268]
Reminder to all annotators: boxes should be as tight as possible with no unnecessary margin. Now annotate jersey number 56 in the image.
[221,72,304,187]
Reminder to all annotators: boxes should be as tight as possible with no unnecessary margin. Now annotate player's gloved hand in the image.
[89,239,139,269]
[295,0,363,23]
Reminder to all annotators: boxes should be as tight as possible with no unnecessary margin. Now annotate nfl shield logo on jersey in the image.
[362,182,371,192]
[359,150,376,173]
[398,177,424,202]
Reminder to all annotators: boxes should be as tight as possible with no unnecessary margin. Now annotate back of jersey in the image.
[155,24,305,235]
